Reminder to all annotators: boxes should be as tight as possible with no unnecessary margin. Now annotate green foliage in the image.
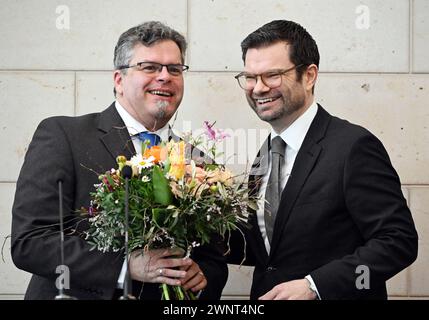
[152,165,173,205]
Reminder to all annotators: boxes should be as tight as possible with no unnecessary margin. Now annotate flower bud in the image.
[116,155,127,164]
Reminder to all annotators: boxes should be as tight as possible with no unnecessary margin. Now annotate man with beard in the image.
[11,21,227,300]
[228,20,418,300]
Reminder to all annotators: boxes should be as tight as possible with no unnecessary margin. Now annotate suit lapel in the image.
[269,105,331,257]
[98,103,135,161]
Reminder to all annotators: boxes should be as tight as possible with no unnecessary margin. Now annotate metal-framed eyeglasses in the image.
[234,64,304,90]
[118,61,189,76]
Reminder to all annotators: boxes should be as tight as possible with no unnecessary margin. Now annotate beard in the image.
[154,100,169,119]
[247,89,305,123]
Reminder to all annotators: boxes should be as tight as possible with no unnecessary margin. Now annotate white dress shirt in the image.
[114,100,171,288]
[255,100,321,299]
[115,101,170,154]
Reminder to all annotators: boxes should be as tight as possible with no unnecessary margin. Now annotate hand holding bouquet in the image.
[84,122,256,299]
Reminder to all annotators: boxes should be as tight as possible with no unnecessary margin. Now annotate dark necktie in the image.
[136,131,161,147]
[264,136,286,244]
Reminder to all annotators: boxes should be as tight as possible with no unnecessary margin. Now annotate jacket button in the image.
[266,266,275,272]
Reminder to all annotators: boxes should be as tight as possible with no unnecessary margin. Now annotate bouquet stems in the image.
[160,284,197,300]
[161,283,171,300]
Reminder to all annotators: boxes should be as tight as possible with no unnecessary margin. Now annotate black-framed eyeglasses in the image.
[118,61,189,76]
[234,64,304,90]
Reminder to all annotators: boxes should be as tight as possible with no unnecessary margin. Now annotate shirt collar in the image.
[271,100,318,152]
[115,100,170,141]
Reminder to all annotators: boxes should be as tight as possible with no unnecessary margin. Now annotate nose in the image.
[156,65,172,82]
[252,76,270,94]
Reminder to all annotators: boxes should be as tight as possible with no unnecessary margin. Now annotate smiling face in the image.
[114,40,184,131]
[244,41,315,132]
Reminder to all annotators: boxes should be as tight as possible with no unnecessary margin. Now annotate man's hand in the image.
[259,279,317,300]
[129,248,192,286]
[180,260,207,293]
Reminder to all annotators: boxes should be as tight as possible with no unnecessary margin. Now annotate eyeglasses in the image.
[234,64,304,90]
[118,61,189,76]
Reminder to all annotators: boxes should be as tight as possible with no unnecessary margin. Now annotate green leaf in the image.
[247,200,259,212]
[163,158,171,175]
[152,208,167,226]
[170,215,179,229]
[152,165,173,205]
[217,181,227,199]
[190,160,196,179]
[205,164,218,171]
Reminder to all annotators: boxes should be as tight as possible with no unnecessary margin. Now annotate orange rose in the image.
[185,165,207,183]
[143,145,166,163]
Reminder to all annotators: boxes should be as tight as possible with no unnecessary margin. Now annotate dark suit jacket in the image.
[228,105,418,300]
[11,103,228,300]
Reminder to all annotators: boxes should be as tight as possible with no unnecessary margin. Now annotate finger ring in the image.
[158,269,163,276]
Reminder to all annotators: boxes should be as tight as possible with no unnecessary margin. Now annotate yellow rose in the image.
[168,141,186,180]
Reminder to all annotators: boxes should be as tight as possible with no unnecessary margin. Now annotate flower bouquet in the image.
[83,122,256,299]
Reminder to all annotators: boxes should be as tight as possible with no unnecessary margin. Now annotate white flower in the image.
[206,214,211,222]
[129,154,156,172]
[141,175,150,182]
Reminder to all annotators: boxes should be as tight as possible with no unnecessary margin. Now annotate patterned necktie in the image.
[264,136,286,244]
[136,131,161,147]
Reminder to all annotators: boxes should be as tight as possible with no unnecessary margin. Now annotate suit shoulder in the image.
[37,112,102,132]
[328,114,376,141]
[319,111,386,157]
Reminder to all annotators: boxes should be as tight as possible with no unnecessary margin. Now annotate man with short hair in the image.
[228,20,418,300]
[12,21,227,300]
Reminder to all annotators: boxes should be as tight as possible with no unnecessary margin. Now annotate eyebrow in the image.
[243,68,289,75]
[135,60,183,65]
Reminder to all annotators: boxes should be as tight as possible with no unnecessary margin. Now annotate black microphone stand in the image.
[55,178,77,300]
[119,166,136,300]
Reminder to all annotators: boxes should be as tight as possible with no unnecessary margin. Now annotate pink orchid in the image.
[216,128,230,140]
[203,121,230,141]
[203,121,217,141]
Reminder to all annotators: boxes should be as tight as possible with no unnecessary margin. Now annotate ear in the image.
[113,70,124,96]
[304,64,318,93]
